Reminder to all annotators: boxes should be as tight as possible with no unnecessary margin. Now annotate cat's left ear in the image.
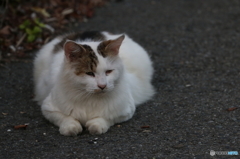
[105,35,125,56]
[98,35,125,57]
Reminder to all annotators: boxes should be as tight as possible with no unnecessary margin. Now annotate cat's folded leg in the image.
[42,110,83,136]
[41,96,82,136]
[86,117,111,135]
[59,116,82,136]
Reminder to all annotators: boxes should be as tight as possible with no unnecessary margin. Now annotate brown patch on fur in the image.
[70,45,98,76]
[53,31,105,53]
[97,40,111,58]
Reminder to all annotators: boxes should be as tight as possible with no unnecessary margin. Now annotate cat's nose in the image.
[98,84,106,90]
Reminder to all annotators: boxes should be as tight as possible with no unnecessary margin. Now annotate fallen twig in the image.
[14,124,29,129]
[16,33,26,47]
[226,107,238,112]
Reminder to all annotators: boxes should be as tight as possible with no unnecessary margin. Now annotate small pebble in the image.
[172,144,184,149]
[7,129,11,132]
[231,116,237,121]
[142,130,151,133]
[94,138,98,141]
[117,125,121,128]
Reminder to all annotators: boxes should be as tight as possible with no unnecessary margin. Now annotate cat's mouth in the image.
[94,89,107,94]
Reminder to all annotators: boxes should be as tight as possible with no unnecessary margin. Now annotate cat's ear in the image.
[105,35,125,56]
[64,40,86,62]
[99,35,125,57]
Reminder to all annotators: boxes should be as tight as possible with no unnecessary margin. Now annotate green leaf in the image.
[38,22,45,28]
[25,28,33,35]
[24,20,31,26]
[34,18,40,24]
[34,18,45,27]
[33,26,42,33]
[27,34,36,42]
[19,20,31,29]
[19,24,25,29]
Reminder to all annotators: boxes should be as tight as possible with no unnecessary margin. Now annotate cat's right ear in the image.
[64,40,86,62]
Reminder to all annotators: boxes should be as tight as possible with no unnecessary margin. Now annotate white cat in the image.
[34,31,154,136]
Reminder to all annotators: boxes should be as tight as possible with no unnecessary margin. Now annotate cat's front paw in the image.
[86,118,110,135]
[59,117,82,136]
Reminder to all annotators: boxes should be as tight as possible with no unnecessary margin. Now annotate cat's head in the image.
[63,35,125,94]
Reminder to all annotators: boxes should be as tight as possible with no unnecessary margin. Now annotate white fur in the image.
[34,32,154,136]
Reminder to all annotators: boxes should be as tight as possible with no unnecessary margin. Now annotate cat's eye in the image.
[106,70,113,75]
[86,72,95,77]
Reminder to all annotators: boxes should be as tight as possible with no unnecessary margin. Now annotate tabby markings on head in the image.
[54,31,105,53]
[64,40,99,76]
[72,45,99,76]
[97,40,111,58]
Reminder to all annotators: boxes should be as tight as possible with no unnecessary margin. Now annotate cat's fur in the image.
[34,31,154,136]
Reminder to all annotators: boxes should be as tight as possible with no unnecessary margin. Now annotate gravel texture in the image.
[1,0,240,158]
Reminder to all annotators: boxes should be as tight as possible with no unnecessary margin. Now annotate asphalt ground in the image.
[1,0,240,158]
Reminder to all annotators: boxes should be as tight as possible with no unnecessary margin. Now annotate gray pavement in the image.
[1,0,240,158]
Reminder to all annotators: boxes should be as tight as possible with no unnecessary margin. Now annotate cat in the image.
[33,31,154,136]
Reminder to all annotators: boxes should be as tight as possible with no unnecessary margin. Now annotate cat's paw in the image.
[86,118,109,135]
[59,117,82,136]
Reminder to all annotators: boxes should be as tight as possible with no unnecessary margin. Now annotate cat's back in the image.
[34,37,63,84]
[33,36,65,104]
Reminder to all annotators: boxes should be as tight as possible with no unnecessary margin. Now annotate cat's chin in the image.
[93,89,110,94]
